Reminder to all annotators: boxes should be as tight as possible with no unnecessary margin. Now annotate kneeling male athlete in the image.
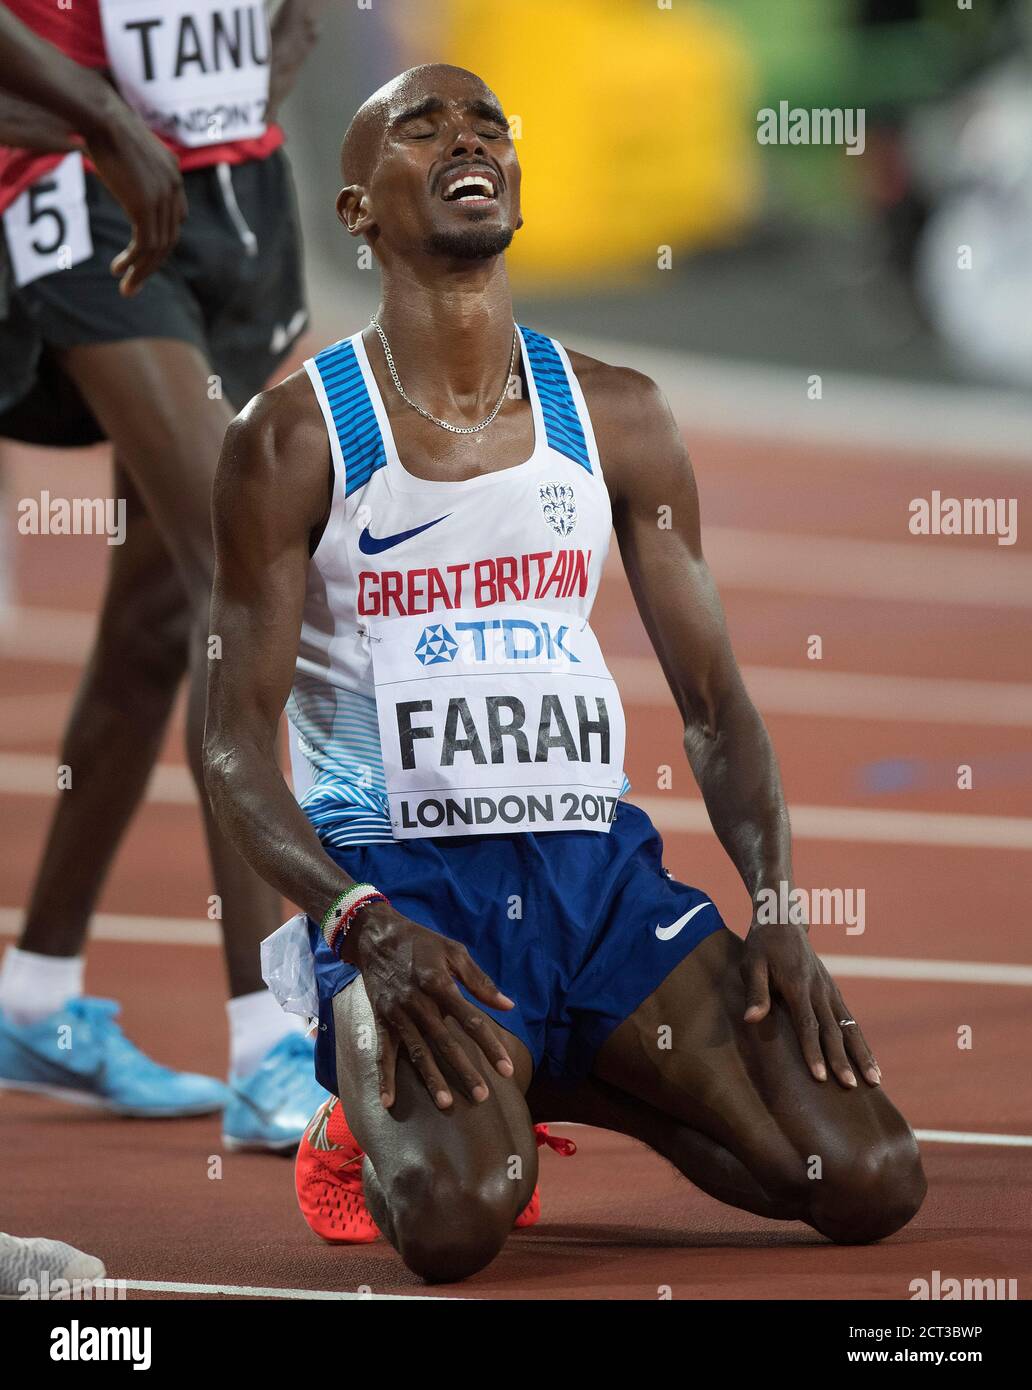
[205,64,926,1282]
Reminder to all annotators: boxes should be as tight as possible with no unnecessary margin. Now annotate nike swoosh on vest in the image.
[357,515,449,555]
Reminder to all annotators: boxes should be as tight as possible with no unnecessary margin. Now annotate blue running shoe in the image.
[222,1032,329,1152]
[0,997,229,1117]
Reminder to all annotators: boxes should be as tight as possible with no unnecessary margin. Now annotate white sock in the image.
[0,947,84,1027]
[226,989,305,1078]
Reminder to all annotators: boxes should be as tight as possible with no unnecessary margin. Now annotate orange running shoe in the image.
[515,1124,578,1228]
[294,1095,379,1243]
[295,1100,577,1242]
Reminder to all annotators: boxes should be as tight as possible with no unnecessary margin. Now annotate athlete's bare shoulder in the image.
[216,367,331,536]
[566,348,659,405]
[565,348,686,504]
[228,368,329,477]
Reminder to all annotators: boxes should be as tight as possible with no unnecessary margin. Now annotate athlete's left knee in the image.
[386,1156,525,1284]
[809,1120,926,1245]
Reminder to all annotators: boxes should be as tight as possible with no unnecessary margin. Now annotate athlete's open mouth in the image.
[441,171,498,205]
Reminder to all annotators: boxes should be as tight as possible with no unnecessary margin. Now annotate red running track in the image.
[1,395,1029,1299]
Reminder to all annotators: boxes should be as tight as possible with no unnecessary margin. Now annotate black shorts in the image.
[0,148,307,447]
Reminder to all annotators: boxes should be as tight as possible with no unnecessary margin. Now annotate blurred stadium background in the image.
[284,0,1032,393]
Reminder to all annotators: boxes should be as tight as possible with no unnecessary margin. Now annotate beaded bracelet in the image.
[320,882,387,955]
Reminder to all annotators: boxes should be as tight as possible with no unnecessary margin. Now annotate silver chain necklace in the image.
[369,315,518,435]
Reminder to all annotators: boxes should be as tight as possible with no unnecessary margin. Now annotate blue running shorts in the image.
[308,800,726,1093]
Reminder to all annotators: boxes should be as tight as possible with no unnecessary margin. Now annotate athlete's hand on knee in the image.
[83,105,187,297]
[342,904,516,1110]
[741,920,881,1090]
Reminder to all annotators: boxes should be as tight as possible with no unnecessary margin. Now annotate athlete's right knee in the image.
[386,1156,518,1284]
[96,573,191,693]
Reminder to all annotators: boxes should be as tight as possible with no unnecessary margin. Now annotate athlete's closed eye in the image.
[403,123,505,142]
[392,98,509,143]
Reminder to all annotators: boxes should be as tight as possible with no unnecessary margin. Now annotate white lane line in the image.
[5,647,1029,728]
[0,606,95,664]
[109,1279,462,1301]
[558,1123,1032,1148]
[2,909,1029,991]
[8,628,1032,728]
[0,759,1027,850]
[5,516,1031,679]
[636,796,1032,850]
[602,527,1032,608]
[819,954,1032,986]
[0,752,196,802]
[914,1130,1032,1148]
[578,333,1032,463]
[703,527,1032,608]
[0,907,218,945]
[611,658,1032,727]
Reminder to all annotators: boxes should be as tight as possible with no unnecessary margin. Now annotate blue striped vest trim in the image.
[312,338,387,497]
[519,326,592,474]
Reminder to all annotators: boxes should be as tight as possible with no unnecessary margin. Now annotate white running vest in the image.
[290,326,628,847]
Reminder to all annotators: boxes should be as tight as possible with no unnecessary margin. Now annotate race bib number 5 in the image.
[368,605,627,840]
[3,154,93,288]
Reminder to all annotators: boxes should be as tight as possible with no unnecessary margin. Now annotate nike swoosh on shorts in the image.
[357,516,449,554]
[655,900,713,940]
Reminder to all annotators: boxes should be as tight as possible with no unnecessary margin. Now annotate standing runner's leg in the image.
[54,337,280,996]
[585,928,926,1244]
[0,449,228,1109]
[19,458,190,958]
[333,979,538,1283]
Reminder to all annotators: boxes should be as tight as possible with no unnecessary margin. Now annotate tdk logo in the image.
[414,624,458,666]
[414,618,580,667]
